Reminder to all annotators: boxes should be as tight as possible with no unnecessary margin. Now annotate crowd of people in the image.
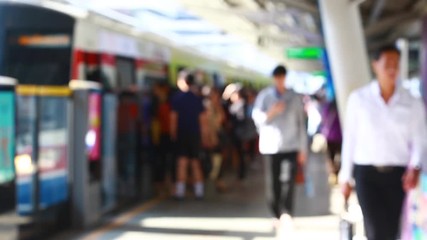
[146,70,262,200]
[142,65,342,201]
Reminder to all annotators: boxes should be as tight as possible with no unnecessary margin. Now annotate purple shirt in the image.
[320,101,342,142]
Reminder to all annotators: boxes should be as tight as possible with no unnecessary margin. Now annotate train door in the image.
[73,51,119,213]
[136,59,169,199]
[12,85,72,239]
[0,4,75,238]
[101,93,118,212]
[99,53,118,213]
[116,57,141,201]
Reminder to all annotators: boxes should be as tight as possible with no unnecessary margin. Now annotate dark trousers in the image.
[327,140,342,175]
[354,165,406,240]
[237,140,246,180]
[264,152,297,219]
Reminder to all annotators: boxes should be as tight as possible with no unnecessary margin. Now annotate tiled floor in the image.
[64,153,363,240]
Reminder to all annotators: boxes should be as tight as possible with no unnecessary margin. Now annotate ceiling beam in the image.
[240,8,321,45]
[365,0,427,38]
[365,11,419,38]
[252,0,267,9]
[270,0,318,15]
[367,21,419,51]
[365,0,427,39]
[368,25,406,51]
[368,0,386,26]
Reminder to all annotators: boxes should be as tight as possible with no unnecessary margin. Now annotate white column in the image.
[397,38,409,83]
[319,0,371,125]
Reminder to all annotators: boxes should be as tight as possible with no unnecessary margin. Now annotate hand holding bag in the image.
[340,201,354,240]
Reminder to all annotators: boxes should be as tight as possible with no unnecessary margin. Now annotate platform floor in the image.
[56,152,364,240]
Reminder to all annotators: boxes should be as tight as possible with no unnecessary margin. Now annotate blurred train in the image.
[0,1,266,239]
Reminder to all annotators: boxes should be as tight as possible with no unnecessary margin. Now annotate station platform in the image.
[52,153,364,240]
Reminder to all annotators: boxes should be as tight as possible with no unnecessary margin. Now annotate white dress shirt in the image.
[338,81,427,184]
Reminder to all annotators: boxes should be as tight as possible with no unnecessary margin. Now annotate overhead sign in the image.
[312,71,327,77]
[286,47,324,60]
[18,34,71,48]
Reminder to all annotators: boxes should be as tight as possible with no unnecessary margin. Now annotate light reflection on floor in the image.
[114,232,245,240]
[140,217,273,233]
[73,153,368,240]
[102,215,347,240]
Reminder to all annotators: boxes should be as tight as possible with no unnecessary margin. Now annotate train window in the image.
[141,76,167,90]
[38,97,69,208]
[116,57,136,90]
[15,96,37,215]
[136,61,168,90]
[16,96,36,159]
[39,97,67,131]
[4,31,72,86]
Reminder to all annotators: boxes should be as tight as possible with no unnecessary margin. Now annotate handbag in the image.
[295,162,305,184]
[339,202,354,240]
[311,133,327,153]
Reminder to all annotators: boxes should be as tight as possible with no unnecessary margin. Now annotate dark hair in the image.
[185,72,196,86]
[371,45,400,61]
[238,87,248,100]
[272,65,287,77]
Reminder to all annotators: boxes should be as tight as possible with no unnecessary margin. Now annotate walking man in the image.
[339,45,427,240]
[252,65,308,225]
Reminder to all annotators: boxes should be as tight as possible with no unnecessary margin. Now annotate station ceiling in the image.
[25,0,427,74]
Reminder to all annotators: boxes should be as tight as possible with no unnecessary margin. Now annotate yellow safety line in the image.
[81,197,165,240]
[16,85,72,97]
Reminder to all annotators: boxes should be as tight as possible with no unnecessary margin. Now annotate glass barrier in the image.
[0,88,16,184]
[15,86,71,216]
[38,97,68,209]
[15,95,36,215]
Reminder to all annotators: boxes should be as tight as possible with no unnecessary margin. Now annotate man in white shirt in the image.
[339,45,427,240]
[252,65,307,225]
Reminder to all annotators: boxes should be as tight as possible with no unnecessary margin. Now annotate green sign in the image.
[286,47,324,59]
[312,71,327,77]
[0,91,15,184]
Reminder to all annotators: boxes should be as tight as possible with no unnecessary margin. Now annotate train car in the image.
[0,1,267,238]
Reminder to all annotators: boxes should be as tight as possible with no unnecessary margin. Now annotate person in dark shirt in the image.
[170,71,207,199]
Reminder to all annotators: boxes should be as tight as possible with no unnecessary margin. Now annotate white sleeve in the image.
[338,93,359,184]
[252,91,268,127]
[409,98,427,168]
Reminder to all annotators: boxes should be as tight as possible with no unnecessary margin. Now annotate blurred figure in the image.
[252,65,307,227]
[203,87,227,192]
[220,84,238,182]
[170,71,207,200]
[229,87,257,181]
[152,82,173,196]
[319,99,342,183]
[339,45,427,240]
[245,88,260,168]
